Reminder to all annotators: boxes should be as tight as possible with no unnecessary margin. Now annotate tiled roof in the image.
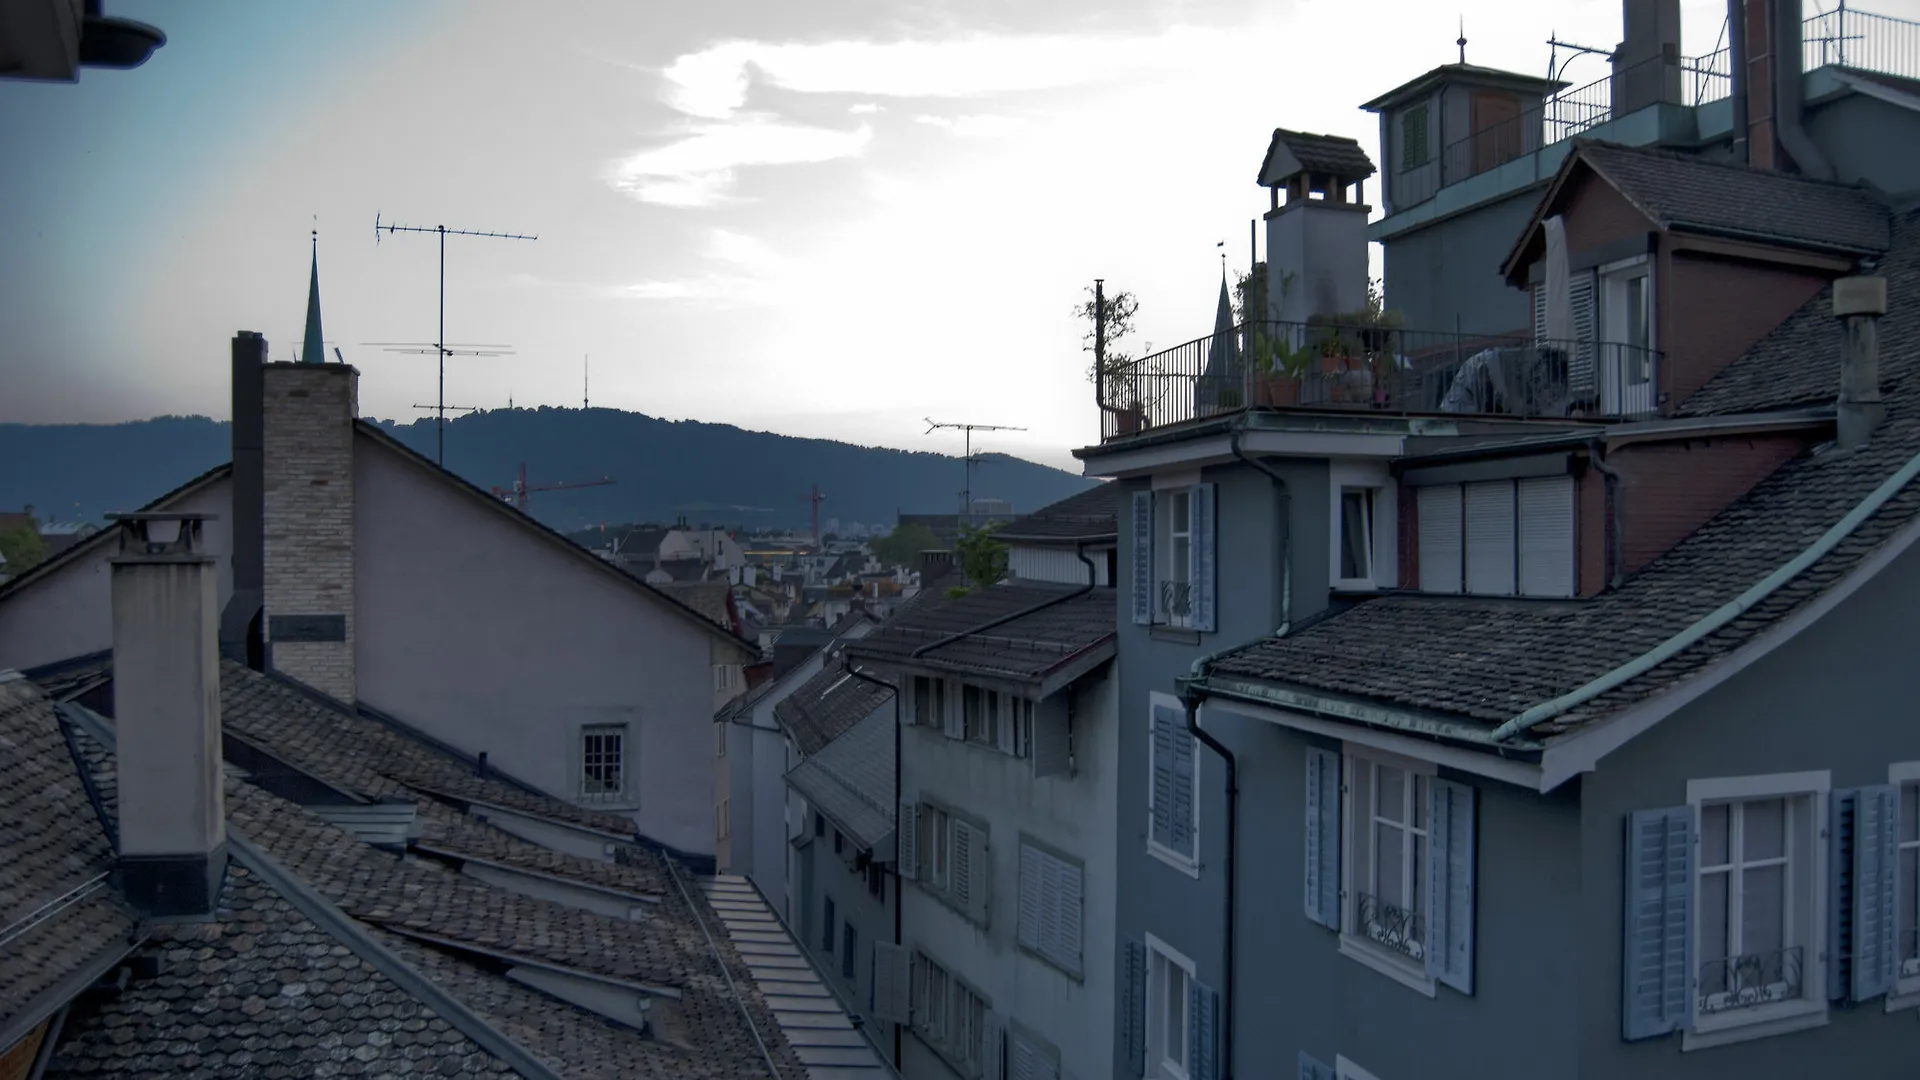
[994,483,1117,543]
[1210,208,1920,743]
[0,677,137,1036]
[1257,128,1377,183]
[773,663,894,758]
[846,582,1117,684]
[784,708,895,850]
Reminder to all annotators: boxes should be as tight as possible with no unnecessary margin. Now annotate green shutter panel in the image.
[1150,705,1176,849]
[1854,785,1900,1001]
[1191,482,1217,632]
[1621,806,1692,1040]
[1122,939,1147,1077]
[1304,747,1341,928]
[1296,1051,1336,1080]
[1425,778,1477,994]
[899,800,918,881]
[1131,491,1155,625]
[1187,980,1220,1080]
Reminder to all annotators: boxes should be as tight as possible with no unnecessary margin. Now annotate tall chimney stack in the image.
[262,361,359,702]
[110,512,226,919]
[1834,275,1887,450]
[220,331,267,666]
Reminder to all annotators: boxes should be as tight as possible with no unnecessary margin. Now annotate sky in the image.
[0,0,1799,472]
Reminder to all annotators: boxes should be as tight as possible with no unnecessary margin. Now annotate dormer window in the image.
[1330,462,1396,591]
[1339,488,1375,582]
[1416,476,1574,598]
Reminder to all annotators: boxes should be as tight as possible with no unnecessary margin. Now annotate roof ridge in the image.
[1575,137,1890,199]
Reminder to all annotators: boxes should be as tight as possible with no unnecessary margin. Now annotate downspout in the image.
[909,541,1096,659]
[1227,421,1292,636]
[1491,430,1920,743]
[1772,0,1834,180]
[1588,438,1626,590]
[841,656,903,1069]
[1178,642,1246,1080]
[1728,0,1748,164]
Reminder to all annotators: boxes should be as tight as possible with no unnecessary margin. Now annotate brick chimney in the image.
[110,512,226,918]
[1735,0,1833,177]
[1612,0,1682,115]
[261,361,358,702]
[1834,275,1887,450]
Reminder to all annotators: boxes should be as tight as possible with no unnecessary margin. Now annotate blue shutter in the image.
[1150,705,1176,849]
[1187,980,1220,1080]
[1855,785,1900,1001]
[1621,806,1692,1040]
[1425,778,1477,994]
[1304,748,1341,928]
[1191,483,1217,633]
[1296,1051,1336,1080]
[1830,788,1859,1001]
[1122,939,1147,1077]
[1169,708,1196,858]
[1131,491,1154,625]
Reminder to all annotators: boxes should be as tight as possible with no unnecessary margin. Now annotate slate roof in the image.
[784,708,895,851]
[994,483,1117,543]
[1257,128,1377,183]
[845,582,1117,685]
[2,662,809,1078]
[1209,207,1920,743]
[773,664,894,759]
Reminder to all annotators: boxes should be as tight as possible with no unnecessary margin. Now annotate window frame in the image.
[1338,745,1438,997]
[1337,486,1376,585]
[1888,761,1920,1010]
[912,950,989,1075]
[1329,461,1396,591]
[1017,835,1086,979]
[577,722,631,806]
[1400,101,1431,169]
[1147,691,1200,878]
[1144,932,1195,1080]
[1164,488,1194,629]
[1682,771,1830,1049]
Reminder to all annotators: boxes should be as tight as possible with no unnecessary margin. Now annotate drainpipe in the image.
[1772,0,1834,180]
[841,655,901,1069]
[1728,0,1748,163]
[909,541,1096,659]
[1587,438,1627,590]
[1227,421,1292,636]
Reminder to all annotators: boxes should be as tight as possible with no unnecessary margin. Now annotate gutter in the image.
[1228,420,1291,636]
[1587,438,1626,590]
[840,654,903,1069]
[1490,436,1920,742]
[1771,0,1833,182]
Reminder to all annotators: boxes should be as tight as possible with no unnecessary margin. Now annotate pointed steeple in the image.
[1213,271,1235,338]
[302,229,326,364]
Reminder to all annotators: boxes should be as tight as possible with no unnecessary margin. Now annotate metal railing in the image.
[1098,320,1661,440]
[1356,892,1425,961]
[1159,580,1192,625]
[1806,8,1920,75]
[1697,945,1803,1015]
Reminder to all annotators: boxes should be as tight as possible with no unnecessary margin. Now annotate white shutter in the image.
[871,941,911,1024]
[1517,476,1575,598]
[1569,269,1598,394]
[1190,482,1217,632]
[984,1012,1006,1080]
[1017,842,1044,955]
[1416,484,1464,594]
[952,818,987,922]
[1464,480,1516,596]
[996,695,1017,754]
[898,801,919,880]
[943,681,964,740]
[1031,705,1071,779]
[1532,280,1547,341]
[1055,856,1083,976]
[1131,490,1154,625]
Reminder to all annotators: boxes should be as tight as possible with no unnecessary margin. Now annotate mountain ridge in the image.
[0,407,1094,532]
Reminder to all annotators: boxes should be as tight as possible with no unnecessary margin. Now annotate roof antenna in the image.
[1457,16,1467,64]
[583,354,589,411]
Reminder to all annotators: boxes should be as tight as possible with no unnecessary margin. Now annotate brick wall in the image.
[1560,172,1651,253]
[262,363,357,702]
[1662,250,1827,407]
[0,1020,49,1080]
[1577,466,1609,597]
[1611,432,1809,575]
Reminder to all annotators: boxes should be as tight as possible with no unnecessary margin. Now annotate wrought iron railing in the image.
[1806,8,1920,77]
[1098,320,1661,440]
[1357,892,1425,961]
[1159,580,1192,625]
[1697,945,1803,1015]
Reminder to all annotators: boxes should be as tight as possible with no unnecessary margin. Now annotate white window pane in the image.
[1412,832,1428,916]
[1376,824,1404,901]
[1743,798,1786,862]
[1700,804,1730,866]
[1340,489,1372,580]
[1412,774,1428,830]
[1376,765,1404,824]
[1701,870,1731,967]
[1172,492,1190,533]
[1741,864,1786,956]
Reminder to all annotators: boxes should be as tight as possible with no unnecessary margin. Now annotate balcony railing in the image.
[1697,945,1803,1015]
[1421,7,1919,201]
[1097,320,1660,441]
[1356,891,1425,961]
[1159,580,1192,626]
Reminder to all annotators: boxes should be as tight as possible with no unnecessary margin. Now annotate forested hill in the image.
[0,407,1093,532]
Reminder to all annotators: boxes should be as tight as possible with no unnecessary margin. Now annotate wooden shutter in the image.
[952,818,977,914]
[1425,779,1477,994]
[898,801,919,880]
[871,941,911,1023]
[1150,705,1177,849]
[1835,785,1901,1001]
[1831,787,1858,1001]
[996,695,1018,755]
[1008,1028,1057,1080]
[1032,705,1071,779]
[1464,480,1516,596]
[1122,939,1147,1077]
[1188,980,1221,1080]
[984,1012,1006,1080]
[1569,269,1597,394]
[1517,476,1575,598]
[1532,280,1548,341]
[1169,707,1196,858]
[1416,484,1464,594]
[1622,806,1692,1040]
[1191,482,1217,632]
[1131,490,1155,625]
[943,681,965,740]
[1017,843,1045,956]
[1055,856,1084,977]
[1304,747,1342,928]
[1297,1051,1336,1080]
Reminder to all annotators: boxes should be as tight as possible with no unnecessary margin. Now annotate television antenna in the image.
[925,419,1027,527]
[364,341,515,462]
[374,213,537,465]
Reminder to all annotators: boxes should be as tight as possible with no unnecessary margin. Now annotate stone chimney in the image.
[1258,131,1375,324]
[1612,0,1682,115]
[262,361,358,702]
[918,549,954,584]
[1834,275,1887,450]
[110,512,226,919]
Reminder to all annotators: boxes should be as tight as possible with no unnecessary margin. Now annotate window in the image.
[834,829,845,855]
[1697,797,1798,1012]
[713,663,742,694]
[1401,103,1430,168]
[823,896,837,952]
[1338,487,1375,583]
[815,811,826,838]
[1897,770,1920,994]
[1417,478,1573,598]
[913,952,989,1074]
[1600,258,1656,413]
[1130,485,1217,632]
[1165,489,1193,628]
[578,724,627,803]
[715,721,727,757]
[1147,698,1198,874]
[1018,840,1085,977]
[842,921,857,982]
[963,685,995,744]
[1147,936,1192,1079]
[913,676,936,727]
[925,804,951,891]
[1347,754,1431,974]
[914,802,989,925]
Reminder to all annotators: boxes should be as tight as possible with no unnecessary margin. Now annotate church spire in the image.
[302,229,326,364]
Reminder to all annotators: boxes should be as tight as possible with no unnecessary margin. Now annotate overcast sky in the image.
[1,0,1770,471]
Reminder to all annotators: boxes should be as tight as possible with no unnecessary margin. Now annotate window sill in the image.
[1149,627,1202,645]
[1681,1000,1828,1051]
[577,798,640,813]
[1146,841,1200,880]
[1337,935,1436,998]
[911,878,989,930]
[1017,942,1085,984]
[1884,985,1920,1014]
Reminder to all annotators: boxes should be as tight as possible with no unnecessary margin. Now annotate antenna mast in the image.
[583,354,589,411]
[374,213,537,465]
[925,419,1028,527]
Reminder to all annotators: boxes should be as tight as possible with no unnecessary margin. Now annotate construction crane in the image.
[801,484,826,544]
[490,463,616,512]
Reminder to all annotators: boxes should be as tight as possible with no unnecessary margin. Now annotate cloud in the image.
[607,115,872,207]
[603,275,761,302]
[705,228,783,268]
[912,113,1028,138]
[848,103,883,114]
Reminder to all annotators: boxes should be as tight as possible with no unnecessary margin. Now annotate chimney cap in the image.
[1833,276,1888,319]
[108,512,218,561]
